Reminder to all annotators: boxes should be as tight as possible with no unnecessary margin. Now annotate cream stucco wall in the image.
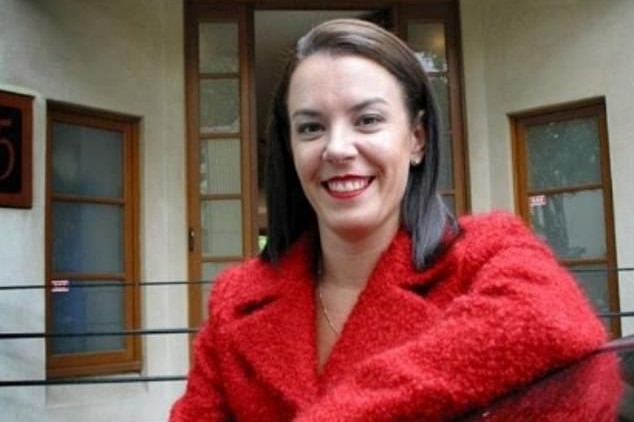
[460,0,634,335]
[0,1,187,421]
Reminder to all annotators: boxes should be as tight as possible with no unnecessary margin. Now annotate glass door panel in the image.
[201,199,243,257]
[200,138,242,194]
[199,23,239,73]
[51,123,123,198]
[529,190,606,260]
[51,282,125,354]
[570,265,611,315]
[199,79,240,134]
[51,202,124,273]
[407,22,447,72]
[526,118,601,190]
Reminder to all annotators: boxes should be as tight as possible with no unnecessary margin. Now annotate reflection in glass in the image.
[527,118,600,190]
[52,202,123,273]
[51,282,124,354]
[530,190,606,259]
[199,23,238,74]
[52,123,123,199]
[201,200,242,257]
[200,138,241,194]
[200,79,240,134]
[407,22,447,73]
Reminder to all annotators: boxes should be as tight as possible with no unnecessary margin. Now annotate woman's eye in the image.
[358,115,382,127]
[297,122,323,135]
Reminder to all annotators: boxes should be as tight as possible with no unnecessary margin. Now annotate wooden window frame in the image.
[45,102,141,378]
[510,97,620,336]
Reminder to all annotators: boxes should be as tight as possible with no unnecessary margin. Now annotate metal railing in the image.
[1,268,633,387]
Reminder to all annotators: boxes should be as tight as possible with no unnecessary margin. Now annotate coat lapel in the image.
[320,230,458,385]
[225,238,320,409]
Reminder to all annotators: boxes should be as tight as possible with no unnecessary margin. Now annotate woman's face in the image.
[287,53,424,240]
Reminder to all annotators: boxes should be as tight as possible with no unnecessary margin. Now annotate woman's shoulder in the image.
[206,238,313,321]
[456,210,542,245]
[205,257,276,319]
[458,210,530,233]
[451,210,552,265]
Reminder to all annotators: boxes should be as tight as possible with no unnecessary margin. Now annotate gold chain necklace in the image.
[318,286,340,336]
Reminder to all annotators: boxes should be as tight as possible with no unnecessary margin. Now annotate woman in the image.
[170,19,610,421]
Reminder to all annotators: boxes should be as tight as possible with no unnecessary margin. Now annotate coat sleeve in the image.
[464,351,622,422]
[169,281,233,421]
[295,214,608,421]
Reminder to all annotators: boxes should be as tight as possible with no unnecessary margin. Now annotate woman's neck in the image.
[318,223,399,289]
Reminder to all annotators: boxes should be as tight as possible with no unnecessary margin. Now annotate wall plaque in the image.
[0,91,33,208]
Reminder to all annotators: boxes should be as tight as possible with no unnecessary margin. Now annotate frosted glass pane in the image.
[52,123,123,198]
[199,23,238,74]
[408,22,447,73]
[530,190,606,259]
[200,138,241,194]
[570,265,610,314]
[52,202,123,273]
[527,117,601,190]
[429,76,450,130]
[51,282,124,354]
[200,79,240,134]
[201,200,242,256]
[201,261,233,319]
[438,134,454,191]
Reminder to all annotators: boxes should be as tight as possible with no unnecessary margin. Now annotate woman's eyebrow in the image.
[350,98,389,113]
[290,109,322,120]
[290,98,388,120]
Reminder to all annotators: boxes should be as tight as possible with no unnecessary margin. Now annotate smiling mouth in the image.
[323,176,374,197]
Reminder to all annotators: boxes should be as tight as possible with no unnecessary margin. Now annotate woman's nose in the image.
[321,126,357,163]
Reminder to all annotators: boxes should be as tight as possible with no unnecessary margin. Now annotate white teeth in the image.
[328,179,368,192]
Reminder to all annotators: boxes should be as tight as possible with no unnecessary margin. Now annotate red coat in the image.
[170,212,608,421]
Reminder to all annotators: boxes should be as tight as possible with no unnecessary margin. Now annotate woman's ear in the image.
[409,111,426,165]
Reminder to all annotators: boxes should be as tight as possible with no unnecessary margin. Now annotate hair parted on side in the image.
[260,18,458,271]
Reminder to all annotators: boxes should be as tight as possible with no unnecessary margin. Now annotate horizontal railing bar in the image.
[0,375,186,387]
[0,327,200,340]
[0,267,633,291]
[0,280,212,291]
[3,313,634,340]
[598,311,634,318]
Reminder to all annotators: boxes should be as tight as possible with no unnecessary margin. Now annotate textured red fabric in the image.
[170,212,609,421]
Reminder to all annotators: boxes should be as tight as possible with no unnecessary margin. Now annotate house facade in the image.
[1,0,633,420]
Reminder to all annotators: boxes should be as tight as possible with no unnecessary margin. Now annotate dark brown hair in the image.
[261,19,457,270]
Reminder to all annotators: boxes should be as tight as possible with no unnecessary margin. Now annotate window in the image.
[46,103,140,377]
[511,98,620,335]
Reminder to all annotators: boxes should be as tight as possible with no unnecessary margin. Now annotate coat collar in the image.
[224,229,456,408]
